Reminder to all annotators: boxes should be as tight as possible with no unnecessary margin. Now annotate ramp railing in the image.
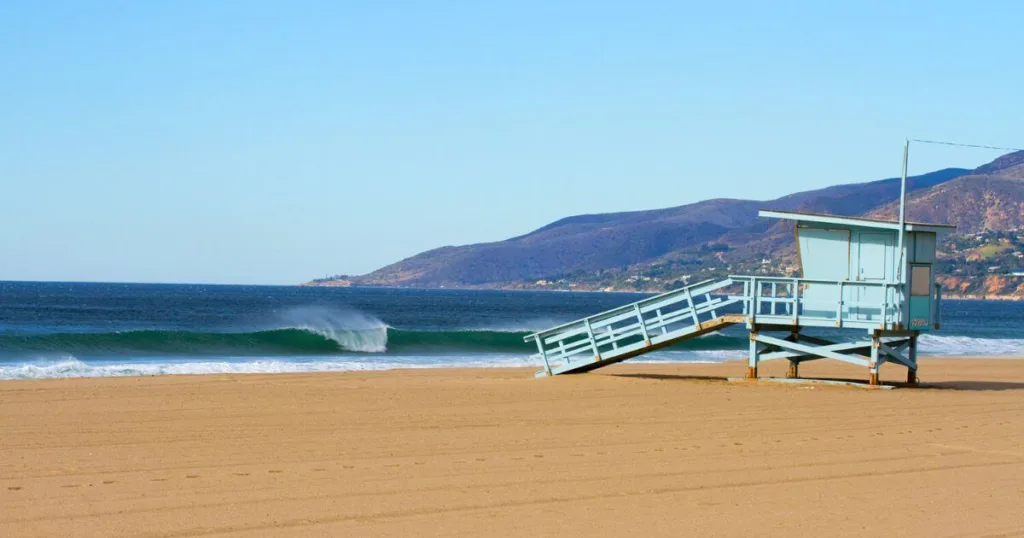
[525,278,742,376]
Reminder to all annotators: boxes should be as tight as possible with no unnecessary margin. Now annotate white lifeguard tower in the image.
[525,143,955,386]
[740,210,952,384]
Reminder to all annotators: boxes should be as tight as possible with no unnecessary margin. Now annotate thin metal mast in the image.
[895,139,910,326]
[898,139,909,235]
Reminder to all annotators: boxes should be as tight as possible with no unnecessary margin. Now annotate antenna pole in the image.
[896,139,910,327]
[898,138,909,235]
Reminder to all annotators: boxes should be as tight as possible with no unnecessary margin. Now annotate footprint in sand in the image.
[185,475,200,479]
[233,472,250,477]
[61,484,80,488]
[533,454,544,459]
[343,465,355,469]
[268,470,283,474]
[312,468,327,472]
[102,480,115,485]
[475,458,486,462]
[7,486,22,491]
[414,461,425,466]
[151,478,168,482]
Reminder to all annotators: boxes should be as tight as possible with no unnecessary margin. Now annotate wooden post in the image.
[907,333,919,384]
[748,331,759,379]
[634,303,651,346]
[869,334,881,386]
[750,278,758,324]
[787,330,800,378]
[584,318,600,362]
[684,287,701,328]
[535,337,552,376]
[835,281,844,327]
[792,278,799,325]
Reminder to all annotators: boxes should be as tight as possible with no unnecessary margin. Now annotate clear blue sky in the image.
[1,1,1020,284]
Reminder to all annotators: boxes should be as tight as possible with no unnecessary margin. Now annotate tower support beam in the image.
[746,328,920,386]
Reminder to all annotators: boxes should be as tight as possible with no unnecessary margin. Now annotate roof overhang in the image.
[759,209,956,234]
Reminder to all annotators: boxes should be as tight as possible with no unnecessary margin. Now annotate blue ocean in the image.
[0,281,1022,380]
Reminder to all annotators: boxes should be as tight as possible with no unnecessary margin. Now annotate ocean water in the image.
[0,282,1022,380]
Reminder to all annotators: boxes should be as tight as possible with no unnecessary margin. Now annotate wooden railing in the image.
[729,275,905,328]
[525,279,741,375]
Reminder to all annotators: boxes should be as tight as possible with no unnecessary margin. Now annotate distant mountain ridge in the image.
[313,151,1024,298]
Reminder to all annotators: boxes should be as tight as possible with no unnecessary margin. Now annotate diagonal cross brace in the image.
[878,339,914,369]
[754,334,871,367]
[759,340,872,362]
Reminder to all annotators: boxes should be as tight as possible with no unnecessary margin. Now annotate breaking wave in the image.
[0,328,749,357]
[0,328,531,356]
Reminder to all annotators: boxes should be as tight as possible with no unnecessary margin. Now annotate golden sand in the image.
[2,358,1023,537]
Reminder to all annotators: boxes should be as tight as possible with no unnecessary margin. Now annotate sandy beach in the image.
[1,358,1023,537]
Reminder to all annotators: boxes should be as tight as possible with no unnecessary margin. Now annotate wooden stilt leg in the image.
[869,334,881,386]
[786,330,800,378]
[907,333,919,385]
[747,331,759,379]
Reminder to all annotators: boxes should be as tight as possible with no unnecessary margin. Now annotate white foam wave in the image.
[918,334,1024,356]
[0,355,541,380]
[277,306,388,352]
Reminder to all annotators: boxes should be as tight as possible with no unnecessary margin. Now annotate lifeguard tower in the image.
[525,206,953,386]
[739,210,952,385]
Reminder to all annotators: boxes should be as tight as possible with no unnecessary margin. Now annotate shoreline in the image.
[7,356,1024,384]
[4,352,1024,382]
[303,281,1024,300]
[2,359,1023,536]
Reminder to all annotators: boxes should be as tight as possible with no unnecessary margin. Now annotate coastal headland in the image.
[2,358,1023,536]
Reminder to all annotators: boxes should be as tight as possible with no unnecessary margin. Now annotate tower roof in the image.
[759,209,955,234]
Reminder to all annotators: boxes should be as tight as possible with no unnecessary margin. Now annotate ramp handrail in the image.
[525,278,740,375]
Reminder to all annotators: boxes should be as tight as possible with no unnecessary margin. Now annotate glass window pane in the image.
[911,266,931,296]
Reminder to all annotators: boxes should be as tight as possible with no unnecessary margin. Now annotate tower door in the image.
[854,233,892,321]
[857,233,892,281]
[909,264,933,330]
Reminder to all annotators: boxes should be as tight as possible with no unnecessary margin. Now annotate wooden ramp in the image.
[525,279,744,377]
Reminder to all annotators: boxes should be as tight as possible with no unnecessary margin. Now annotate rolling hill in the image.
[313,151,1024,298]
